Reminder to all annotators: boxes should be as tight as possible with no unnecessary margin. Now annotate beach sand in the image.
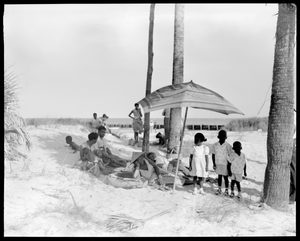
[4,125,296,236]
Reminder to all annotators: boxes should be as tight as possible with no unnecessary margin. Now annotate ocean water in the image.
[106,118,232,126]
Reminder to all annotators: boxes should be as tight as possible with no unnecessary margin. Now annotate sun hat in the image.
[131,151,145,163]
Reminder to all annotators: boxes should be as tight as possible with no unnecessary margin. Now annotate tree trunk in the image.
[263,3,296,211]
[168,4,184,152]
[142,3,155,152]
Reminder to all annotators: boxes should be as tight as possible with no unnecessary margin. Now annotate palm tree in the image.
[4,65,31,162]
[168,4,184,153]
[142,3,155,152]
[263,3,296,211]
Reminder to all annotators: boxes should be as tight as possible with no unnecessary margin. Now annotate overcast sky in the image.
[5,3,294,119]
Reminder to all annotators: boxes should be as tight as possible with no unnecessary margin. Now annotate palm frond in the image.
[4,65,32,161]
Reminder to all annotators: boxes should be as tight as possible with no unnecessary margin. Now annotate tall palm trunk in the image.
[168,4,184,152]
[263,3,296,211]
[142,4,155,152]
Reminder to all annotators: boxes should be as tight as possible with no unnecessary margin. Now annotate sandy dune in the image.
[4,125,296,236]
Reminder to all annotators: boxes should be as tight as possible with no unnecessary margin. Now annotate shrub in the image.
[225,117,268,132]
[4,65,32,161]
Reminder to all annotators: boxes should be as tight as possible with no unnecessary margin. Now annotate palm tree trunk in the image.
[263,3,296,211]
[168,3,184,153]
[142,3,155,152]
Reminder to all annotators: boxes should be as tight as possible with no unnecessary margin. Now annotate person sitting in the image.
[92,126,128,167]
[65,136,80,153]
[155,132,166,146]
[76,132,107,174]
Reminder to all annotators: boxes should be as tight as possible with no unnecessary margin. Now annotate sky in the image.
[4,3,295,119]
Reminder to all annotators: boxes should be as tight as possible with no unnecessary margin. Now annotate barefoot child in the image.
[190,133,209,195]
[211,130,233,195]
[65,136,80,153]
[228,141,247,199]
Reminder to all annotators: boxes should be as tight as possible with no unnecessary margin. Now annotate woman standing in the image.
[128,103,144,145]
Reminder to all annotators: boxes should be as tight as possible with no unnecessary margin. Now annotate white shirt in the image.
[91,137,107,152]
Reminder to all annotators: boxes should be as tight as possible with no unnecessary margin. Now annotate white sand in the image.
[4,125,296,236]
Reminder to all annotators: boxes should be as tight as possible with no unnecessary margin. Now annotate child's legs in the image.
[224,175,229,189]
[231,180,236,191]
[198,177,204,189]
[134,132,139,143]
[236,181,241,192]
[193,176,198,188]
[218,175,223,187]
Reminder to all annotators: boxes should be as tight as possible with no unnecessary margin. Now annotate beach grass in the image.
[225,117,268,132]
[4,65,32,162]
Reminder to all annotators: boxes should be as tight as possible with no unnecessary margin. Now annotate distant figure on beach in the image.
[155,132,165,145]
[92,126,127,167]
[89,113,101,133]
[190,133,209,195]
[162,109,170,147]
[211,130,233,196]
[65,136,80,153]
[128,103,143,145]
[228,141,247,199]
[99,114,111,134]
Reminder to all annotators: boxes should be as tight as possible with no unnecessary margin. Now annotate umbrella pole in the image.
[172,107,189,194]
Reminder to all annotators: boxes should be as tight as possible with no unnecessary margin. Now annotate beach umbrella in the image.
[137,80,244,193]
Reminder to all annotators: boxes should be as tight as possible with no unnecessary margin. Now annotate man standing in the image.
[89,113,101,133]
[99,114,111,133]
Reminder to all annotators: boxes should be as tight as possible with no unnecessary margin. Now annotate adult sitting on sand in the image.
[76,132,107,174]
[132,152,170,191]
[92,126,127,167]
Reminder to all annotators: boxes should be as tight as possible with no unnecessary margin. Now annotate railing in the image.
[107,124,225,130]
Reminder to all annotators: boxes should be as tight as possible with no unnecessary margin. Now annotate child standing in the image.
[211,130,233,196]
[190,133,209,195]
[228,141,247,199]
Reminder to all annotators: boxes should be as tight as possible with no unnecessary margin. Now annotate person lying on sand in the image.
[146,151,191,177]
[132,152,170,191]
[65,136,80,153]
[92,126,128,167]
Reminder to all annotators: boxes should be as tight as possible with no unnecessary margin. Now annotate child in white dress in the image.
[190,133,209,195]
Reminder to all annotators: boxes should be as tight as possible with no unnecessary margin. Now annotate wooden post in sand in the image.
[263,3,296,211]
[142,4,155,152]
[168,4,184,153]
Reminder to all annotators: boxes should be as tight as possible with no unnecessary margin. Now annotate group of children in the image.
[190,130,247,199]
